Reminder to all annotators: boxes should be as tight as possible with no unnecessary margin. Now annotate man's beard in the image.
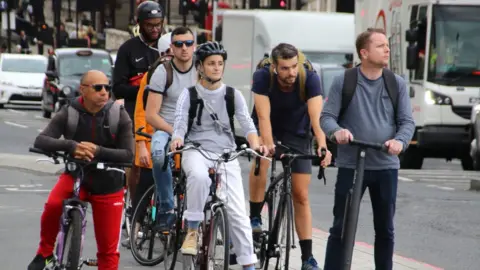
[139,27,161,43]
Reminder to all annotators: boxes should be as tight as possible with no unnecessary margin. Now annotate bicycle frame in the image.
[56,174,89,265]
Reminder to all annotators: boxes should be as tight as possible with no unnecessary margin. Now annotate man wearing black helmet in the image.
[113,0,163,207]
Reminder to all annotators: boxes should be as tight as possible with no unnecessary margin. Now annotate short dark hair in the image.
[355,28,386,59]
[170,26,194,42]
[271,43,298,64]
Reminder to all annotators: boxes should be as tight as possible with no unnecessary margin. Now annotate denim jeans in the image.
[324,168,398,270]
[151,130,174,213]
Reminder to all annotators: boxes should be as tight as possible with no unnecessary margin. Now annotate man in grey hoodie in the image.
[320,28,415,270]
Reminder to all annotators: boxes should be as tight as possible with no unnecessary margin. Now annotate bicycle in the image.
[335,139,388,270]
[128,127,187,268]
[170,143,270,270]
[253,142,327,270]
[29,147,131,270]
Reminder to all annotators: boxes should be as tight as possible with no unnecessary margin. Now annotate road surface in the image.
[0,107,479,270]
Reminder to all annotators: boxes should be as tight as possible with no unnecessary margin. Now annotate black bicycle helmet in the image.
[137,1,164,23]
[195,41,228,66]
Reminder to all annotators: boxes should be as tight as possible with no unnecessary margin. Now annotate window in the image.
[303,52,353,67]
[427,5,480,86]
[58,55,112,77]
[1,58,48,73]
[409,4,428,80]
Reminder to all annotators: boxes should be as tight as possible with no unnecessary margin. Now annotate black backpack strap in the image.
[225,86,235,132]
[187,86,200,136]
[382,68,398,119]
[339,67,358,120]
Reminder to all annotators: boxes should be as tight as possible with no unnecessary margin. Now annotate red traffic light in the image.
[280,0,285,7]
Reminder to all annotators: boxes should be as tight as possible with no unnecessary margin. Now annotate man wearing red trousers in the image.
[27,70,134,270]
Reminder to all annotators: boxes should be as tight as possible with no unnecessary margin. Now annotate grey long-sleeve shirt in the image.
[321,68,415,170]
[173,83,257,154]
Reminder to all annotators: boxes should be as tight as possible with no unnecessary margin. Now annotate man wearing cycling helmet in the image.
[145,26,196,232]
[249,43,332,270]
[27,70,134,270]
[113,0,163,207]
[170,42,267,270]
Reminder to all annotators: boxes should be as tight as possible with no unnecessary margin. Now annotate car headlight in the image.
[424,90,452,105]
[62,86,72,95]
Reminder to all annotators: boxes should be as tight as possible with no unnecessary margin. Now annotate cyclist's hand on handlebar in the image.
[319,148,332,168]
[384,139,403,156]
[74,144,95,162]
[255,145,270,156]
[333,129,353,145]
[170,138,184,152]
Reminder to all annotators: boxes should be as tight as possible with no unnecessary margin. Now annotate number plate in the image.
[23,91,41,97]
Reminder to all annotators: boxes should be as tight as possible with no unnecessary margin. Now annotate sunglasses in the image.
[172,40,194,48]
[82,84,112,92]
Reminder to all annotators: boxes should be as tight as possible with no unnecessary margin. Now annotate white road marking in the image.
[5,188,50,192]
[426,184,455,191]
[4,121,28,128]
[34,115,43,119]
[398,176,414,182]
[37,129,43,133]
[7,109,26,115]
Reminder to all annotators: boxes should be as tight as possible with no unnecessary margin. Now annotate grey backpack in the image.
[64,102,122,140]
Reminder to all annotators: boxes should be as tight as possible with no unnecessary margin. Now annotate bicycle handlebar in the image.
[29,148,132,170]
[253,141,327,181]
[167,143,271,164]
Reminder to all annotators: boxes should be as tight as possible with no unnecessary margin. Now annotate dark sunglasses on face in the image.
[82,84,112,92]
[172,40,194,48]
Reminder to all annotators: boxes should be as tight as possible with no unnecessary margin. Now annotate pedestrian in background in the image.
[320,28,415,270]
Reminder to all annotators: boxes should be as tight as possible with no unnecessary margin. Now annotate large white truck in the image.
[355,0,480,170]
[220,9,354,143]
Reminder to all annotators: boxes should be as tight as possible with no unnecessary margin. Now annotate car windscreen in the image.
[58,54,112,77]
[1,58,47,73]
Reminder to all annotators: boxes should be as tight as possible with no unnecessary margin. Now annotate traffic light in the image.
[179,0,189,15]
[271,0,286,9]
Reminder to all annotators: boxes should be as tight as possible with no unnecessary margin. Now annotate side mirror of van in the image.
[406,29,418,43]
[406,44,419,70]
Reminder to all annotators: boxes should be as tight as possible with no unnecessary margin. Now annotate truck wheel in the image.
[400,146,423,169]
[461,156,474,171]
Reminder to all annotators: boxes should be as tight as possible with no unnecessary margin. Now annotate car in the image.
[41,48,113,118]
[311,63,346,166]
[0,53,48,109]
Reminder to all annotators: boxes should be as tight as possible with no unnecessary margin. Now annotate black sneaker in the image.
[27,254,54,270]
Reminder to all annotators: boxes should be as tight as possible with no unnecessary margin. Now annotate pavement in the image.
[0,106,479,270]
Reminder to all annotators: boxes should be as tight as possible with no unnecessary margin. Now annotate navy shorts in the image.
[274,132,312,174]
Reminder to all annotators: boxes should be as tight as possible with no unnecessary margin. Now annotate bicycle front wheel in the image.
[60,208,83,270]
[164,178,187,270]
[130,184,165,266]
[207,206,230,270]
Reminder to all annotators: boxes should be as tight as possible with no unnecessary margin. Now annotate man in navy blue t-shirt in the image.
[248,43,332,270]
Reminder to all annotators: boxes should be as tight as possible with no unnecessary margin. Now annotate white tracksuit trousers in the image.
[182,150,257,266]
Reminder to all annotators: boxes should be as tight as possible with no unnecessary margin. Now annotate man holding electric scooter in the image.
[320,28,415,270]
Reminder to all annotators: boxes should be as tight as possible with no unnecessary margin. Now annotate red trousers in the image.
[37,173,124,270]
